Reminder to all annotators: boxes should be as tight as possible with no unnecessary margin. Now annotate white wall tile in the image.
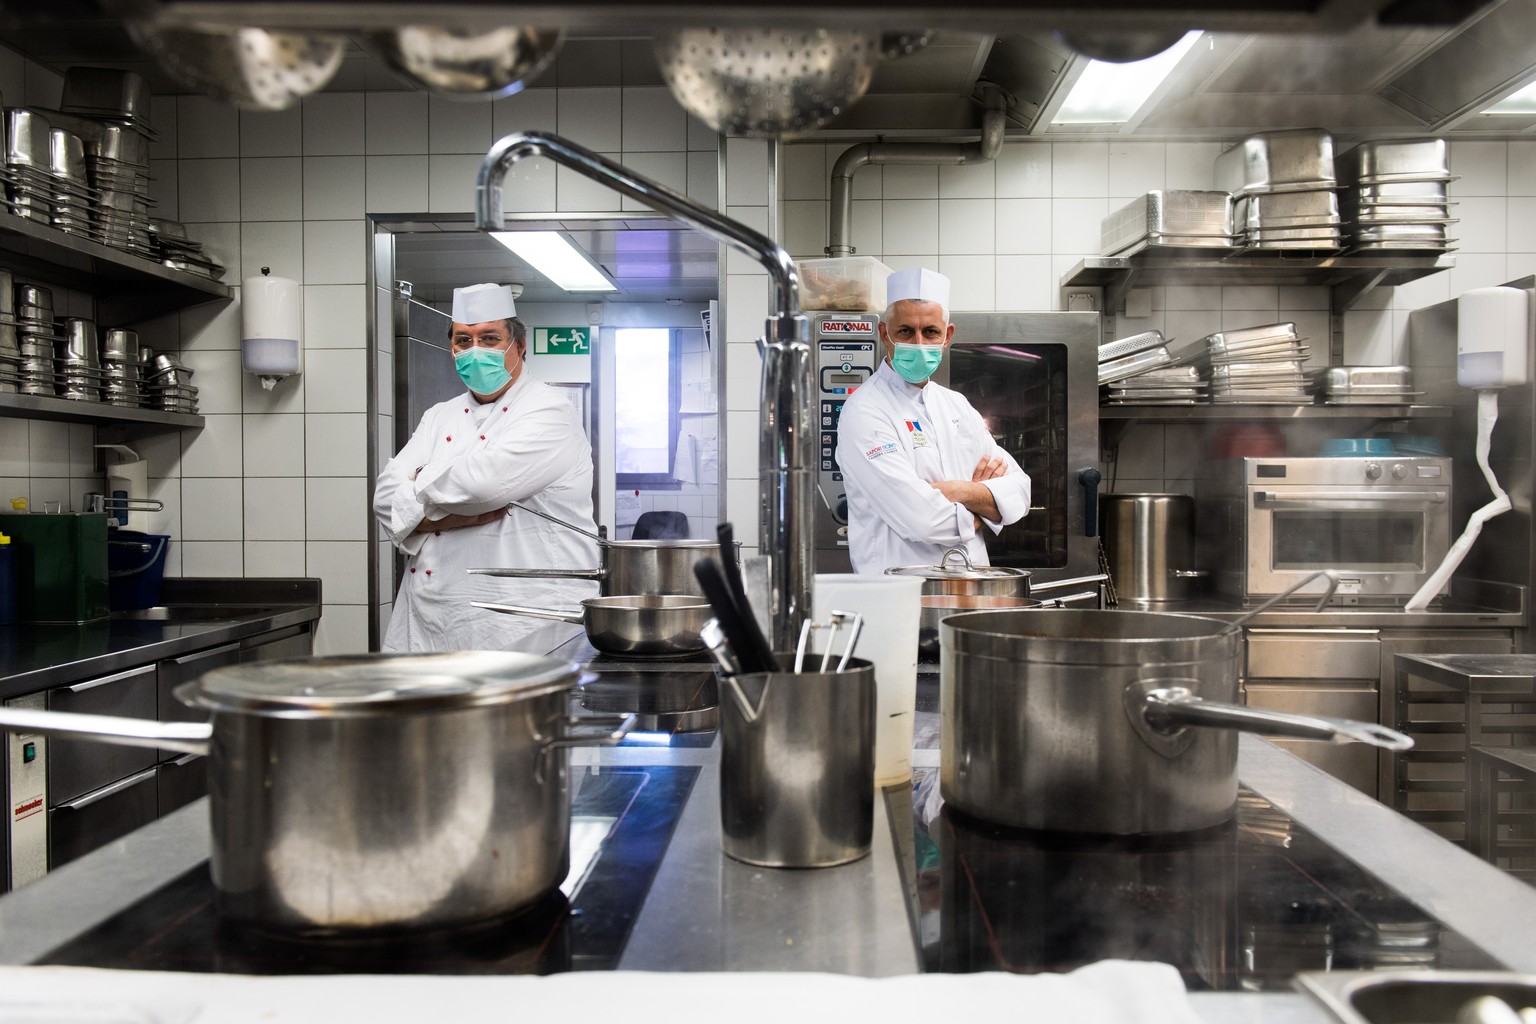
[686,150,719,209]
[314,603,370,656]
[623,87,687,152]
[241,221,305,285]
[244,477,306,540]
[498,155,558,213]
[1510,142,1536,197]
[240,157,304,221]
[179,97,240,159]
[1052,144,1109,198]
[27,421,68,476]
[1221,285,1278,312]
[304,285,367,349]
[850,199,882,255]
[181,478,245,540]
[1457,196,1507,253]
[1051,197,1106,257]
[994,198,1051,255]
[1509,198,1536,252]
[558,156,623,212]
[994,255,1053,312]
[182,542,244,576]
[428,95,493,154]
[305,477,369,540]
[302,220,366,285]
[938,198,996,255]
[881,200,938,255]
[149,95,177,159]
[1108,142,1165,196]
[724,137,771,206]
[149,159,178,221]
[686,115,718,152]
[724,410,759,476]
[780,144,826,201]
[491,89,558,137]
[940,255,996,312]
[306,541,368,603]
[178,349,243,416]
[22,61,61,108]
[365,93,428,155]
[180,414,243,478]
[622,151,688,212]
[782,200,828,258]
[1165,143,1223,190]
[558,87,623,150]
[241,108,303,158]
[243,413,306,476]
[366,154,429,213]
[1341,308,1395,363]
[179,160,241,223]
[305,413,368,476]
[427,153,484,213]
[183,222,241,281]
[303,156,366,220]
[244,541,306,577]
[723,205,768,275]
[1449,252,1512,294]
[0,48,27,111]
[883,164,939,200]
[997,143,1052,198]
[303,349,368,412]
[1450,141,1507,197]
[939,162,996,199]
[302,93,366,155]
[242,367,306,414]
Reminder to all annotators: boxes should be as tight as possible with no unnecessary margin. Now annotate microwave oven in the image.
[1196,456,1453,605]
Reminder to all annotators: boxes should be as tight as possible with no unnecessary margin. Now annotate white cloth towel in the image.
[0,961,1203,1024]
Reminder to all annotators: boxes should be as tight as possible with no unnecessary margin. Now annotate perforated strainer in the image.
[654,27,884,137]
[129,21,345,112]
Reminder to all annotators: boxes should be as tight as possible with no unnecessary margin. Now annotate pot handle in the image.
[507,499,608,544]
[537,712,638,784]
[0,706,211,756]
[466,567,605,581]
[470,601,585,624]
[1137,683,1414,751]
[1227,569,1339,630]
[1029,573,1109,596]
[1033,590,1102,608]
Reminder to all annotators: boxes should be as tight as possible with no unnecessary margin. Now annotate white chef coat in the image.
[374,372,600,653]
[835,360,1031,575]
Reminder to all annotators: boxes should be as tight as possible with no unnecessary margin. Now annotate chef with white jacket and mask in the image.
[835,268,1032,574]
[374,282,599,652]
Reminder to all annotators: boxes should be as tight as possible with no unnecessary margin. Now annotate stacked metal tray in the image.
[1098,330,1207,403]
[1313,364,1422,405]
[1100,190,1235,256]
[1335,139,1458,253]
[1186,322,1312,404]
[1215,129,1342,251]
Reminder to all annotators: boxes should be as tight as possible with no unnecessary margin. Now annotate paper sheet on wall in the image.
[698,436,719,485]
[679,378,716,414]
[615,492,642,527]
[673,432,699,483]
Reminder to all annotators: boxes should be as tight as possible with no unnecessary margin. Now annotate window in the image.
[614,328,681,488]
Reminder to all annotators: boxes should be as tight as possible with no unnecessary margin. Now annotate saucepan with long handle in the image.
[0,652,633,935]
[474,594,712,657]
[469,500,737,597]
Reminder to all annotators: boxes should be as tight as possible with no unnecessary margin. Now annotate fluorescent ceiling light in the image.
[491,231,617,292]
[1052,31,1203,125]
[1484,80,1536,114]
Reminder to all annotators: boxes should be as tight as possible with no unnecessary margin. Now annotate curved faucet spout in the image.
[476,131,814,649]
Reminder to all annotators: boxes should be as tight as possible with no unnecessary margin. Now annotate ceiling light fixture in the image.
[1483,79,1536,114]
[1051,31,1203,125]
[490,231,617,292]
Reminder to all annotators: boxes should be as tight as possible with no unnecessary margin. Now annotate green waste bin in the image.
[0,513,110,622]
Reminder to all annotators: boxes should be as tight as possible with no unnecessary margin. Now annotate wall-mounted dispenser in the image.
[94,444,153,531]
[242,266,302,391]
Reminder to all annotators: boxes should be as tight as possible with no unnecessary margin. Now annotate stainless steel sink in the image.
[111,605,276,622]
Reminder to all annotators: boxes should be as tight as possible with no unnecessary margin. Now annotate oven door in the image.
[1246,485,1452,601]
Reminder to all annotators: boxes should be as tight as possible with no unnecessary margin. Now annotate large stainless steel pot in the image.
[469,500,737,597]
[473,594,711,657]
[940,608,1411,835]
[1100,493,1206,603]
[0,652,633,935]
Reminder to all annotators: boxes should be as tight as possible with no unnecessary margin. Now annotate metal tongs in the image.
[793,610,864,674]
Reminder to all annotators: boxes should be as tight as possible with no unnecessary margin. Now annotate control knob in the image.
[1364,462,1382,480]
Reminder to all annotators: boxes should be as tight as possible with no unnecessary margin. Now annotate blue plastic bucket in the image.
[108,531,170,611]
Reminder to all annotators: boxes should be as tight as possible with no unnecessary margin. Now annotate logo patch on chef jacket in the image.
[864,441,900,460]
[905,419,929,448]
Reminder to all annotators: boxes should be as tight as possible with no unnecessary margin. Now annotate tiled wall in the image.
[776,138,1536,497]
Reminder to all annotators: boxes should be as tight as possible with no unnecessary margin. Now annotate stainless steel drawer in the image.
[48,766,158,870]
[157,753,207,815]
[1247,629,1380,680]
[1246,683,1379,795]
[157,642,240,727]
[46,664,157,806]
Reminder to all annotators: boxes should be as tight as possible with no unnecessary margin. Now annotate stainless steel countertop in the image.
[3,734,1534,1022]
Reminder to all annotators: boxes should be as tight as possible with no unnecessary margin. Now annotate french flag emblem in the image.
[905,419,923,432]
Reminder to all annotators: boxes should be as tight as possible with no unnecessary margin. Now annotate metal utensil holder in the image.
[719,654,875,868]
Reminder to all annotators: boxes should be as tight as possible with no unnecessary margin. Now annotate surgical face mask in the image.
[455,347,512,394]
[891,342,945,384]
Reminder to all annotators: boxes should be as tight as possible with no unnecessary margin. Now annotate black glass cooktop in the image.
[38,765,698,975]
[896,770,1506,990]
[574,667,719,748]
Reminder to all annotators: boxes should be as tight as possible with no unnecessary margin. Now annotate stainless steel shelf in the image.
[1100,403,1452,420]
[0,391,202,429]
[1063,247,1454,314]
[0,210,230,323]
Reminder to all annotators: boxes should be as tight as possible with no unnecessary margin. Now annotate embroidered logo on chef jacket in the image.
[864,441,900,460]
[905,419,929,448]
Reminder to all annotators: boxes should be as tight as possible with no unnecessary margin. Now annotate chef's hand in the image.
[411,509,505,535]
[971,455,1007,481]
[930,479,1001,524]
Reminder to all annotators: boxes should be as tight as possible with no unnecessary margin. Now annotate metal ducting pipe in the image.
[827,83,1009,257]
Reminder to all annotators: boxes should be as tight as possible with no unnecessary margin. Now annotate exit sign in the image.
[534,327,592,355]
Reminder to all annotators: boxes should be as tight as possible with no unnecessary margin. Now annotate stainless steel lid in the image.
[885,546,1029,580]
[181,652,581,717]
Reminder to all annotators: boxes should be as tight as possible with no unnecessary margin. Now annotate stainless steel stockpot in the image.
[0,652,632,936]
[939,609,1411,835]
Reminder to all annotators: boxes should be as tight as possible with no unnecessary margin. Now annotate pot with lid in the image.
[0,652,634,935]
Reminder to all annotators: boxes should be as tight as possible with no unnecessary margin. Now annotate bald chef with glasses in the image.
[834,268,1032,574]
[374,283,599,652]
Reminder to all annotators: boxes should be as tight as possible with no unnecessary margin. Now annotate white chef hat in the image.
[886,267,950,315]
[452,283,517,324]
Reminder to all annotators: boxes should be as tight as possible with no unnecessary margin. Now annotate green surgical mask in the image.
[891,342,945,384]
[455,348,512,394]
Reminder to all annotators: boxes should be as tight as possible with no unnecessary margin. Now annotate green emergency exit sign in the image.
[534,327,592,355]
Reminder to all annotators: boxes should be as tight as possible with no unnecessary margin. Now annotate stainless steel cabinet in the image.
[46,665,157,806]
[48,766,158,870]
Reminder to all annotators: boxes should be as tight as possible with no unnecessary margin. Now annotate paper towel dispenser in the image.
[242,266,302,391]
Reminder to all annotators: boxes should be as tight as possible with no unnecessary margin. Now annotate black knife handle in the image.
[693,558,779,674]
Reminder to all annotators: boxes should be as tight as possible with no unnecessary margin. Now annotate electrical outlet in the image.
[1062,287,1100,312]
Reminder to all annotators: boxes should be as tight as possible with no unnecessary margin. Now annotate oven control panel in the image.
[813,314,879,568]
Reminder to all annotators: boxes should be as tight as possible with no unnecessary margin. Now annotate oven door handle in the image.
[1254,489,1448,505]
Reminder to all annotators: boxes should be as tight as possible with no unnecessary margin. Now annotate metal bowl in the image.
[653,26,883,136]
[102,328,138,362]
[370,25,563,98]
[128,21,346,112]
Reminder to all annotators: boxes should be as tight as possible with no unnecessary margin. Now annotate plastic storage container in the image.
[797,256,894,312]
[0,530,15,625]
[107,530,170,610]
[0,512,109,622]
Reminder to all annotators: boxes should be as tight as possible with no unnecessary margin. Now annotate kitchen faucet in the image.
[476,132,814,650]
